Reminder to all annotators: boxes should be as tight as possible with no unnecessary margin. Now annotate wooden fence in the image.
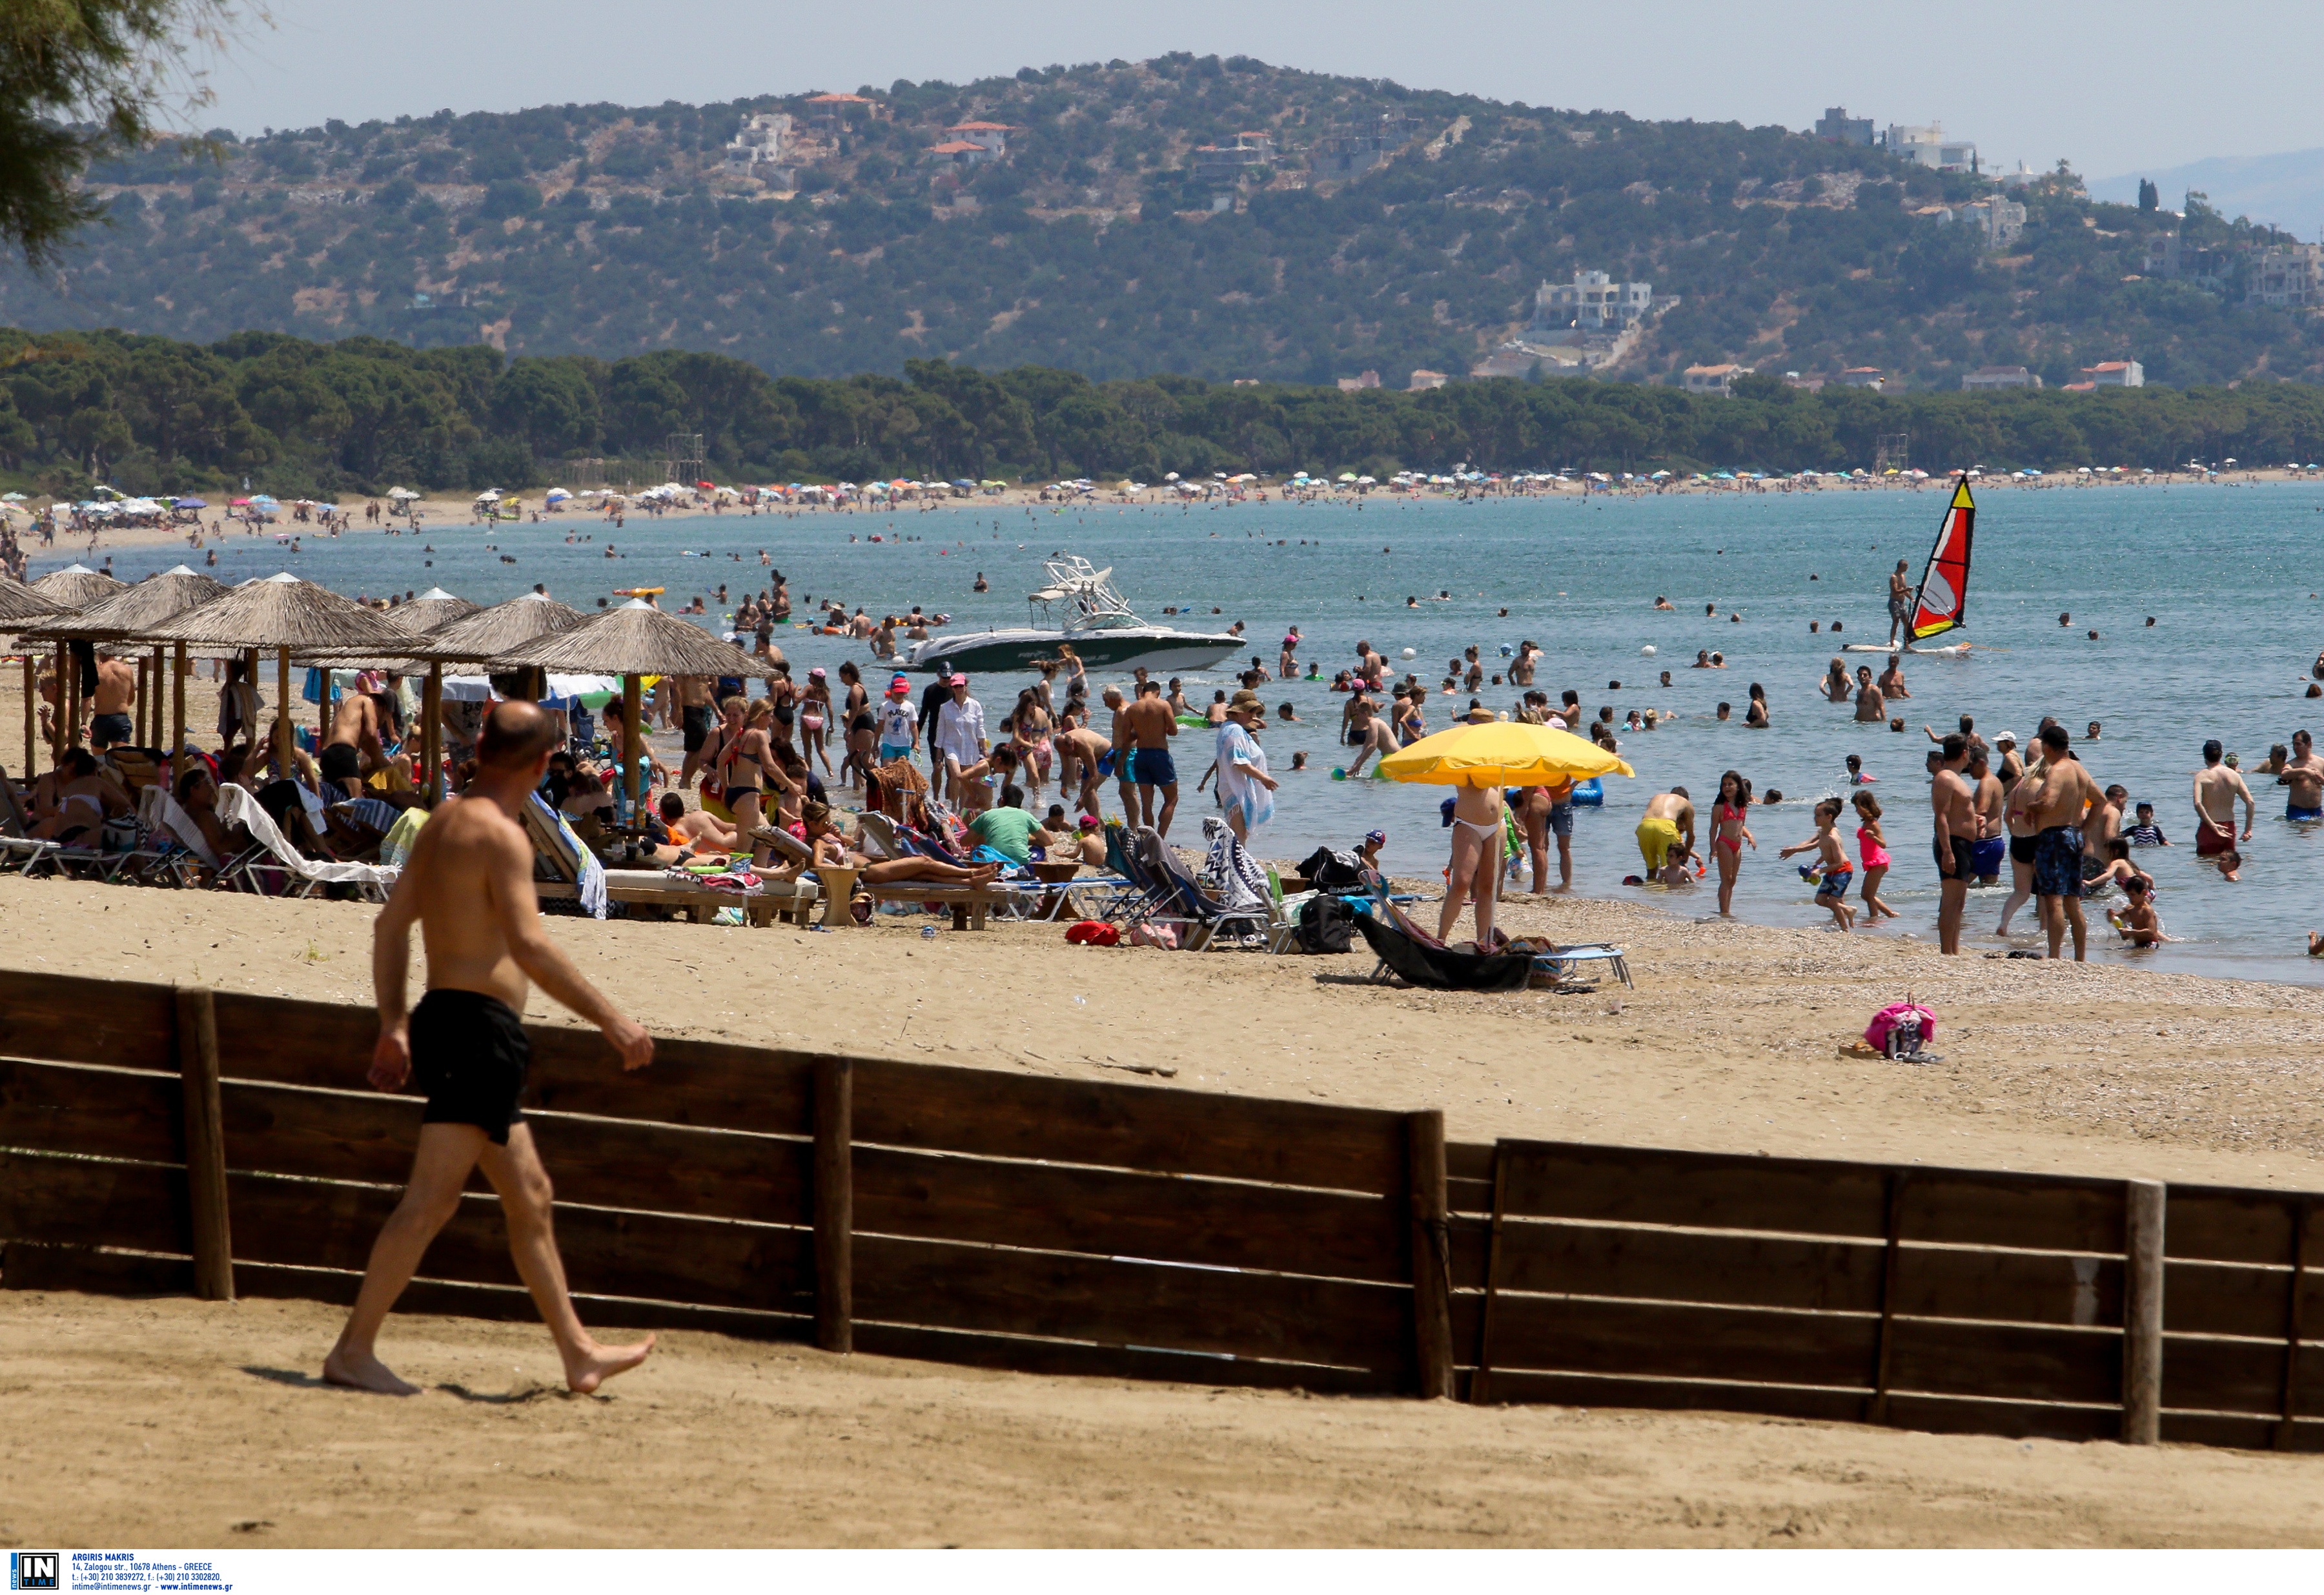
[0,970,2315,1449]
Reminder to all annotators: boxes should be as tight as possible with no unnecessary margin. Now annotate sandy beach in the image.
[5,869,2324,1545]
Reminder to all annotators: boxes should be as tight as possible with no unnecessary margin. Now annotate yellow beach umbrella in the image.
[1376,720,1636,786]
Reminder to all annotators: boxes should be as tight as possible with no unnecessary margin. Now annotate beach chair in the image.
[523,795,802,928]
[1129,826,1267,951]
[0,764,64,877]
[843,807,1012,929]
[215,782,400,902]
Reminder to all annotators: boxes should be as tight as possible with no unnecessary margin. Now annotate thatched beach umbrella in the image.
[18,566,227,778]
[497,599,762,821]
[0,576,67,777]
[412,590,584,665]
[147,573,411,780]
[383,585,481,635]
[29,562,127,608]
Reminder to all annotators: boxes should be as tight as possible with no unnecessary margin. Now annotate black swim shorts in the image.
[319,742,361,786]
[2010,834,2039,865]
[409,988,531,1144]
[2034,825,2084,899]
[1933,834,1976,880]
[682,702,713,753]
[90,711,133,747]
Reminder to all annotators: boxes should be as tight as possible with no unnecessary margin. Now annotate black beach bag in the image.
[1354,911,1532,991]
[1296,894,1356,954]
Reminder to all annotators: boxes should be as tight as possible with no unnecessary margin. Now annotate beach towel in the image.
[1200,817,1269,913]
[529,794,607,919]
[379,804,432,869]
[1866,1001,1937,1059]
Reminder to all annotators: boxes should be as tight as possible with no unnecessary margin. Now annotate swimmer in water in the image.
[2108,877,2170,946]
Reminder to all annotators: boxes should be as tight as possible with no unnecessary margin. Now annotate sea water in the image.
[41,478,2324,984]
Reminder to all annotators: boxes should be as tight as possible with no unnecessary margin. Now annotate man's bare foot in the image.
[564,1334,656,1394]
[322,1345,421,1396]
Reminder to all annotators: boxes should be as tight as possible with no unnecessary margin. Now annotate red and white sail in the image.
[1910,476,1975,642]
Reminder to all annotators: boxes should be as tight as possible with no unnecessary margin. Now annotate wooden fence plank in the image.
[0,970,177,1072]
[1877,1392,2123,1444]
[1448,1214,1491,1293]
[2161,1259,2324,1340]
[0,1150,190,1255]
[214,1081,811,1226]
[851,1232,1411,1374]
[205,990,818,1138]
[2165,1186,2298,1266]
[1476,1368,1871,1423]
[1885,1318,2123,1408]
[851,1144,1402,1282]
[851,1059,1403,1194]
[0,1058,181,1163]
[1495,1142,1889,1237]
[2123,1179,2165,1444]
[2161,1334,2288,1417]
[850,1321,1396,1396]
[1409,1110,1455,1399]
[174,988,234,1303]
[1494,1142,2125,1252]
[813,1057,852,1355]
[1479,1294,1879,1388]
[222,1173,813,1313]
[1486,1221,2124,1327]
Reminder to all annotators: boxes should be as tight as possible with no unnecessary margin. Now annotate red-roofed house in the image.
[926,139,998,169]
[946,121,1021,156]
[2079,360,2143,387]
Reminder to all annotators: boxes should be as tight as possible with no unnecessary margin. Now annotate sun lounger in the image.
[1130,826,1267,950]
[0,764,65,876]
[846,808,1014,928]
[524,796,804,927]
[216,782,400,901]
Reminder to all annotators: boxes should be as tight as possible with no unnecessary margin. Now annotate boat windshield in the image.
[1028,556,1149,632]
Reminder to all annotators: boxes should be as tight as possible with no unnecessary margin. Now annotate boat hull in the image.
[907,627,1245,675]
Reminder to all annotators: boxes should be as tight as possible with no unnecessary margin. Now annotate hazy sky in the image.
[190,0,2318,179]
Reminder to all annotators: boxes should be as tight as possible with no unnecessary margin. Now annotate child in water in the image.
[1845,753,1876,784]
[1780,798,1857,930]
[1851,791,1898,920]
[2108,877,2171,946]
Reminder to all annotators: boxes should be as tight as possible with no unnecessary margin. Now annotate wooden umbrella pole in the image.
[65,644,79,752]
[171,643,187,789]
[19,654,32,776]
[274,645,292,780]
[244,648,258,754]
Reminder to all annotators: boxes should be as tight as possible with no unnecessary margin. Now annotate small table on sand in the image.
[1030,860,1083,920]
[817,864,861,927]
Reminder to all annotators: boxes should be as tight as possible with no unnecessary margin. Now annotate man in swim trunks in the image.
[2026,724,2101,960]
[1886,559,1913,648]
[326,700,655,1397]
[1968,749,2006,884]
[1930,733,1977,954]
[2192,738,2254,855]
[1877,655,1910,701]
[1116,679,1181,837]
[676,675,715,787]
[2278,729,2323,821]
[88,649,138,747]
[1636,787,1695,875]
[319,671,385,798]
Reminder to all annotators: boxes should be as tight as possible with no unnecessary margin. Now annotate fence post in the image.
[172,986,234,1303]
[1407,1110,1455,1399]
[2123,1178,2165,1445]
[813,1057,853,1354]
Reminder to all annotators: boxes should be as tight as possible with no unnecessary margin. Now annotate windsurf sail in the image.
[1909,476,1975,642]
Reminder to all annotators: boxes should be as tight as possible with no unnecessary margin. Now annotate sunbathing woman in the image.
[799,802,1002,888]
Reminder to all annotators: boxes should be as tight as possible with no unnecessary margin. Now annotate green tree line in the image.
[6,327,2323,498]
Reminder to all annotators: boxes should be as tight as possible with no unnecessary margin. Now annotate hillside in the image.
[3,54,2321,391]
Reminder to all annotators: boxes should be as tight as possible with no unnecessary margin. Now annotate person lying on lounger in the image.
[797,802,1001,887]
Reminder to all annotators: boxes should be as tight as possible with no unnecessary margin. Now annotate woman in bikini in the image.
[1008,688,1053,796]
[836,661,875,793]
[1438,772,1507,949]
[1745,682,1771,728]
[1055,643,1087,706]
[799,668,834,778]
[1395,690,1427,747]
[1851,790,1898,920]
[1995,766,2042,937]
[715,697,777,854]
[1819,658,1851,704]
[1710,769,1756,917]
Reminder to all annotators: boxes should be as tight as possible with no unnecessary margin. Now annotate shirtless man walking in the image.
[2191,738,2255,856]
[325,702,656,1397]
[1116,680,1181,835]
[2276,729,2322,822]
[1930,733,1977,955]
[1053,708,1112,819]
[1886,559,1915,649]
[2027,724,2101,961]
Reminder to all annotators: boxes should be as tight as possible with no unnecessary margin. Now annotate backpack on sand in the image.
[1296,895,1356,954]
